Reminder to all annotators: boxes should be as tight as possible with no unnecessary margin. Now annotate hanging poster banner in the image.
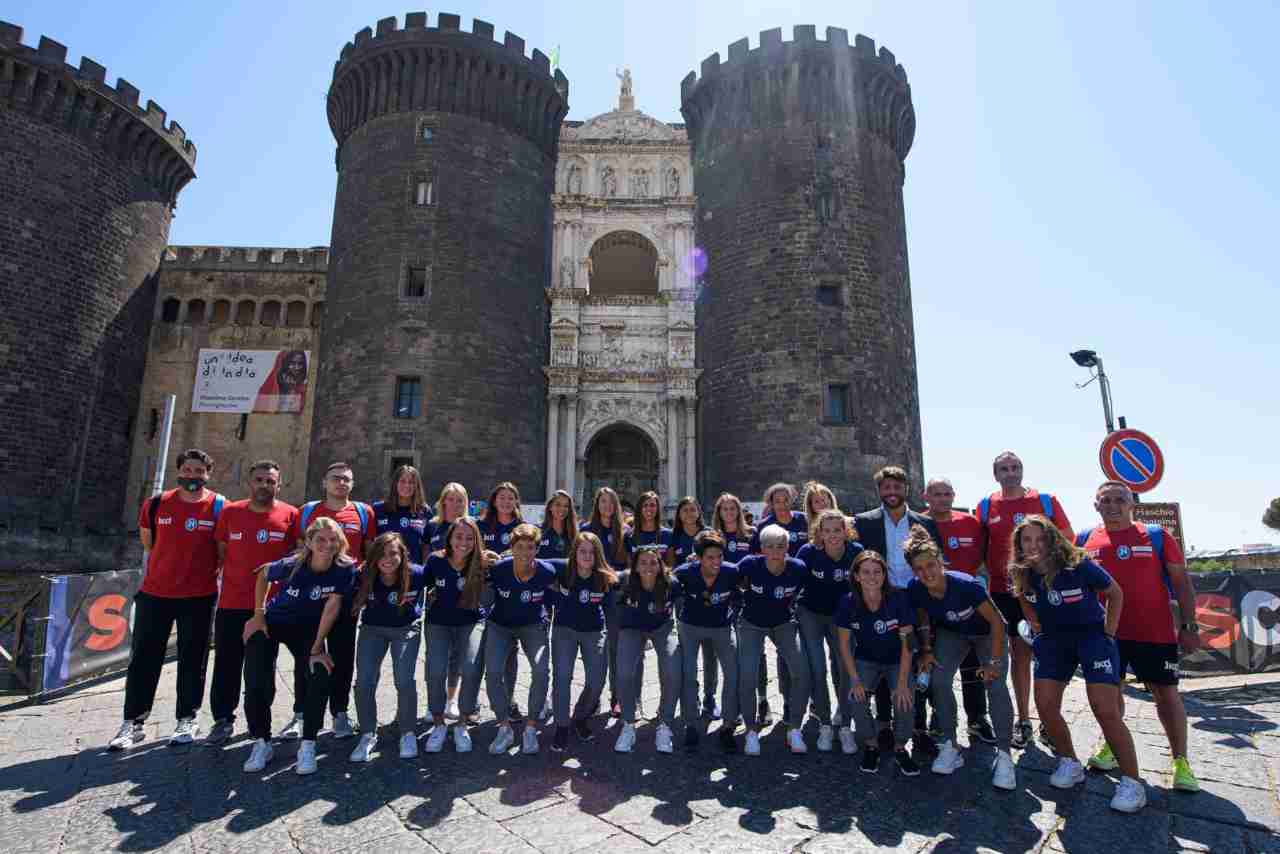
[192,349,310,414]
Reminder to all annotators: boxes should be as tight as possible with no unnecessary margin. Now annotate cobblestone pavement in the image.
[2,649,1279,853]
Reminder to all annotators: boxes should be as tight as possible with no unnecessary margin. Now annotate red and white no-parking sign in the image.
[1099,429,1165,494]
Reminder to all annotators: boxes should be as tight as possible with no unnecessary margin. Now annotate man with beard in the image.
[973,451,1072,749]
[109,449,226,750]
[205,461,299,745]
[854,467,941,755]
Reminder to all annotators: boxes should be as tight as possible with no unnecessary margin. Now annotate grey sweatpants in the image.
[677,622,738,731]
[605,600,645,705]
[932,628,1013,750]
[849,658,912,746]
[738,620,810,729]
[552,626,607,726]
[425,621,484,719]
[355,622,421,735]
[797,607,842,725]
[485,621,550,723]
[617,621,681,724]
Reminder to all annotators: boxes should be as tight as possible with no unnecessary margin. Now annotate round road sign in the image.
[1099,428,1165,494]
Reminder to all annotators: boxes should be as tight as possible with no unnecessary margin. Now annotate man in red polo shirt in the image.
[974,451,1072,749]
[293,461,374,739]
[1080,480,1201,792]
[109,449,226,751]
[925,477,994,745]
[205,460,299,745]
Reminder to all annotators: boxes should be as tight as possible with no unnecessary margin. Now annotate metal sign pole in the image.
[150,394,176,498]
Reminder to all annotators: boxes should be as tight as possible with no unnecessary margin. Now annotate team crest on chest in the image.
[184,518,198,532]
[1117,545,1132,560]
[948,536,959,549]
[256,529,269,544]
[1047,589,1063,606]
[1013,513,1025,524]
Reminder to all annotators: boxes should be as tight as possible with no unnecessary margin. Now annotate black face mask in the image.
[178,477,208,493]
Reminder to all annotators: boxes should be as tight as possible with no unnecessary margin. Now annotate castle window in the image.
[285,300,307,327]
[824,384,851,424]
[404,267,428,299]
[211,299,231,325]
[415,180,434,206]
[260,300,281,326]
[816,284,840,307]
[161,298,181,323]
[186,299,206,324]
[234,300,256,326]
[422,127,434,142]
[310,301,325,328]
[817,190,835,223]
[394,377,423,419]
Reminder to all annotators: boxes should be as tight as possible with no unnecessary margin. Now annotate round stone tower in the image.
[312,12,568,499]
[680,26,920,510]
[0,22,197,529]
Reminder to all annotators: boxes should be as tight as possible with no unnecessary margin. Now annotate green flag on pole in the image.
[551,45,560,70]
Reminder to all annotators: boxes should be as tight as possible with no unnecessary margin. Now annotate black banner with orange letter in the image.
[1182,570,1280,675]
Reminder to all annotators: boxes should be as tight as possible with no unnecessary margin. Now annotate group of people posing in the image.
[109,449,1204,816]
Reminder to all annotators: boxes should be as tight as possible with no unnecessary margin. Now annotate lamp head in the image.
[1070,349,1099,368]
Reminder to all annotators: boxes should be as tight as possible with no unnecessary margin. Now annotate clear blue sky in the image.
[9,2,1277,549]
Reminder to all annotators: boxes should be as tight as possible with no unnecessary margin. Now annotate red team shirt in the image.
[292,501,376,560]
[213,500,300,611]
[976,489,1072,594]
[934,511,986,576]
[1080,523,1184,644]
[137,490,223,598]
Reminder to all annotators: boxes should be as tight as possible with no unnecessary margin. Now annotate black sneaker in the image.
[877,727,895,753]
[1038,722,1055,750]
[912,729,939,757]
[509,704,524,723]
[895,748,920,777]
[968,718,997,745]
[719,727,738,754]
[860,747,880,773]
[758,701,773,728]
[1012,719,1033,750]
[573,718,593,742]
[204,719,234,746]
[684,727,700,752]
[552,726,569,753]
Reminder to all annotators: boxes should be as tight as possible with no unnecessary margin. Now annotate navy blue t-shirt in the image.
[669,526,708,567]
[1024,559,1113,633]
[264,557,357,625]
[545,560,612,632]
[372,501,430,561]
[422,554,485,626]
[737,555,806,628]
[479,517,521,554]
[487,557,557,628]
[750,512,810,556]
[616,570,677,631]
[908,572,992,636]
[673,560,740,628]
[424,518,461,552]
[835,589,915,665]
[360,564,428,628]
[720,530,754,565]
[537,525,573,560]
[627,526,673,555]
[797,541,864,616]
[581,520,629,570]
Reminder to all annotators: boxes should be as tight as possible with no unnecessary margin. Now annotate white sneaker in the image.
[839,727,857,755]
[1050,757,1085,789]
[399,733,418,759]
[170,717,199,745]
[453,725,473,753]
[278,715,302,741]
[787,728,808,754]
[108,721,144,751]
[817,725,834,753]
[1111,776,1147,813]
[425,726,448,753]
[296,739,318,775]
[992,750,1017,791]
[831,710,843,727]
[932,740,965,775]
[349,732,376,762]
[521,727,539,755]
[655,723,674,754]
[615,723,637,753]
[444,698,461,721]
[489,724,515,755]
[243,738,274,772]
[744,730,762,756]
[331,712,355,739]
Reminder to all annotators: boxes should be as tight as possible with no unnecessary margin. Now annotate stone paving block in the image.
[336,831,437,853]
[675,810,815,853]
[417,813,541,854]
[461,770,566,821]
[1170,814,1250,853]
[504,799,620,852]
[1047,792,1171,853]
[1165,777,1280,832]
[279,807,408,854]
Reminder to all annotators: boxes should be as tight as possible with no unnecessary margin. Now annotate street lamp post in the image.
[1069,349,1116,434]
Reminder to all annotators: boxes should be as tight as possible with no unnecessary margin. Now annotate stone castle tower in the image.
[681,26,921,510]
[309,13,569,500]
[0,22,196,529]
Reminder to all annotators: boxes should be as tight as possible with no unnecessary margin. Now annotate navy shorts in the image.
[991,592,1024,638]
[1032,629,1120,685]
[1117,639,1180,685]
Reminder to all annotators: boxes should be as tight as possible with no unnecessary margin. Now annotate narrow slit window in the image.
[825,384,850,424]
[394,377,423,419]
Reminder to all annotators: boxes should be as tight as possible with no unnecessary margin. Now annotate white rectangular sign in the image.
[192,349,310,414]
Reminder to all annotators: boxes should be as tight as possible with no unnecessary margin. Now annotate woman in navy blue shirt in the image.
[241,517,357,776]
[349,533,427,763]
[711,493,755,565]
[627,491,672,554]
[1010,516,1144,812]
[583,486,632,717]
[613,546,682,754]
[751,482,809,556]
[479,482,526,720]
[426,481,471,722]
[835,550,918,776]
[538,489,579,560]
[670,496,720,719]
[372,465,430,563]
[546,531,617,752]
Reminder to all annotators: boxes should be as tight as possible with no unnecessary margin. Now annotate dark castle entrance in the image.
[584,424,658,515]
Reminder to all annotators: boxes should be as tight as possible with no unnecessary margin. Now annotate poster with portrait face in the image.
[192,349,310,414]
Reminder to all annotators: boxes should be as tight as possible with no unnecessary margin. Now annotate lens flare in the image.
[685,246,708,278]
